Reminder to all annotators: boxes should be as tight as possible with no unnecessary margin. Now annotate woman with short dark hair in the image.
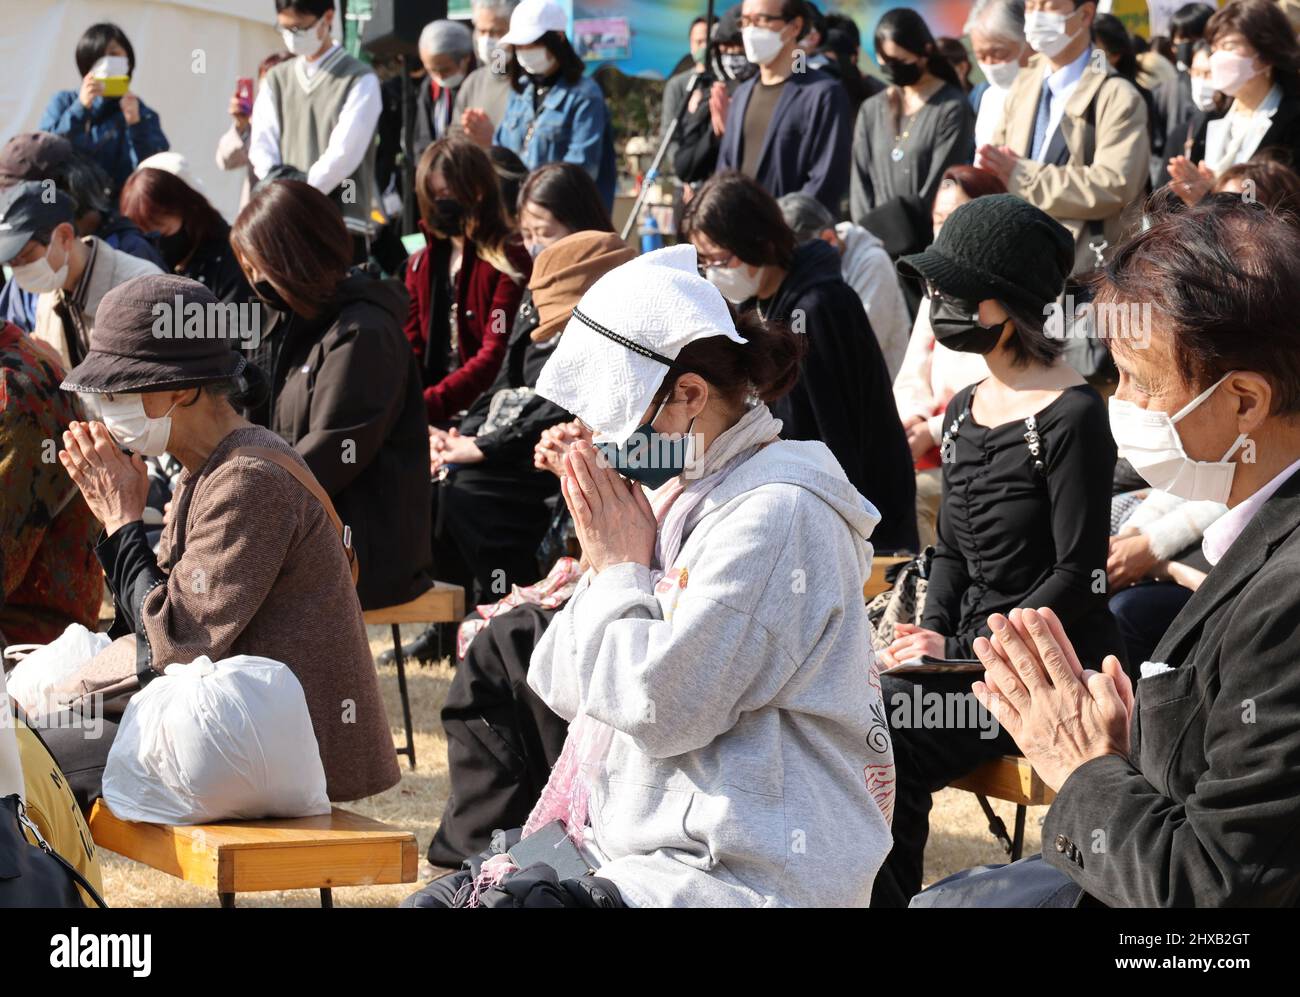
[39,23,169,194]
[873,193,1122,907]
[231,179,432,612]
[119,159,255,304]
[462,0,616,207]
[683,170,919,553]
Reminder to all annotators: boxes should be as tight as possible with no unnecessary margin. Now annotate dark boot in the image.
[376,622,452,666]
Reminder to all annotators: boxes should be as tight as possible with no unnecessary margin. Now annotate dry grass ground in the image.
[97,622,1042,907]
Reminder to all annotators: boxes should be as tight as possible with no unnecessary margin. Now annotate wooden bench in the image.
[88,801,418,908]
[949,755,1057,861]
[363,581,466,769]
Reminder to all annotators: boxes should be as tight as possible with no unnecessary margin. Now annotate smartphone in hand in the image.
[234,77,254,117]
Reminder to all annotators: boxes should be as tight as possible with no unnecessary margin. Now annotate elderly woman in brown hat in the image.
[46,272,399,809]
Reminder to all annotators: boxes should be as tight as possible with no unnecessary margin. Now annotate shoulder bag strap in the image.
[230,446,359,587]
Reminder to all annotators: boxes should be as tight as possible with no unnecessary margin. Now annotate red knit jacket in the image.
[402,233,532,424]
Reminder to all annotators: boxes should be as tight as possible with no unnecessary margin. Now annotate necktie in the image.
[1030,79,1053,161]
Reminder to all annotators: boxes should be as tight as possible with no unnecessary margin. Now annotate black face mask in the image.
[1175,40,1194,69]
[929,292,1006,354]
[882,58,923,87]
[253,279,291,314]
[156,229,192,268]
[426,198,465,237]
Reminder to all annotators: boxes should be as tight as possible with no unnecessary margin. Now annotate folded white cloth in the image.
[1140,660,1174,679]
[535,244,746,445]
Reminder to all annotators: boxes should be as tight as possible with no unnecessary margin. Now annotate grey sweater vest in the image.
[264,48,376,236]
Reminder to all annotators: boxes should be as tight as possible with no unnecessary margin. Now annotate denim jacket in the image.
[494,75,615,207]
[39,90,169,192]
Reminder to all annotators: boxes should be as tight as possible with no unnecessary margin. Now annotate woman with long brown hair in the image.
[230,179,432,612]
[404,137,532,426]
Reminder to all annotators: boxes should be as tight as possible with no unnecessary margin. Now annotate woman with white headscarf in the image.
[402,245,895,908]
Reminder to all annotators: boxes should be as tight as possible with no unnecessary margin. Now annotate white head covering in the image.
[136,152,207,195]
[535,244,748,445]
[0,664,24,799]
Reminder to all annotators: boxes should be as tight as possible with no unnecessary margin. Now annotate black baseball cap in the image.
[0,180,76,265]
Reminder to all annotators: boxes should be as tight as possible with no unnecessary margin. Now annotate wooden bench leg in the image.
[320,888,334,908]
[391,624,416,769]
[1010,804,1027,862]
[220,892,236,908]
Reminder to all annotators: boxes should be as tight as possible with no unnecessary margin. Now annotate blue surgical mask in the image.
[596,398,695,490]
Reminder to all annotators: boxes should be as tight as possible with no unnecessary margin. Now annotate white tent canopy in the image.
[2,0,303,219]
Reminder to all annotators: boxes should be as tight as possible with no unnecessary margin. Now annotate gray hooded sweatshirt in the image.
[529,439,896,907]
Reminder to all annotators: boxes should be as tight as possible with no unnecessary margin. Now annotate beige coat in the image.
[992,53,1149,276]
[140,426,400,802]
[32,236,161,369]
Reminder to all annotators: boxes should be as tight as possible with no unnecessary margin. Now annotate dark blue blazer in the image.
[716,67,852,211]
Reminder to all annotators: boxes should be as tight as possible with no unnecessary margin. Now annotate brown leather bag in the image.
[231,446,360,587]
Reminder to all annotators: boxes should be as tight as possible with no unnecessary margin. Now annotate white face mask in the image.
[1191,76,1219,112]
[11,239,70,294]
[434,70,466,90]
[742,25,786,67]
[90,393,181,457]
[978,58,1022,90]
[92,55,131,79]
[1209,49,1259,97]
[1024,10,1077,59]
[1108,372,1245,504]
[705,261,762,304]
[515,46,557,77]
[282,18,327,58]
[476,33,502,67]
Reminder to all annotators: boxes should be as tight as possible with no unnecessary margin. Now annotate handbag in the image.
[0,794,107,908]
[867,547,933,648]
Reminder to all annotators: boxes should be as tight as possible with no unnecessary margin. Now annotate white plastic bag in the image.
[3,624,111,719]
[102,655,331,824]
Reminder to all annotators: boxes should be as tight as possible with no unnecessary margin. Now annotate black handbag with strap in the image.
[0,794,107,908]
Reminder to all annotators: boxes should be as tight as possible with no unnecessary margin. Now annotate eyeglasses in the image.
[279,16,322,36]
[697,253,738,275]
[737,13,787,29]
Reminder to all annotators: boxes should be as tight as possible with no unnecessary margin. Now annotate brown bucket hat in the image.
[529,231,636,343]
[61,273,248,395]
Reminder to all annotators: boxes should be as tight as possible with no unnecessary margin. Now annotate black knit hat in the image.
[897,194,1074,313]
[61,274,248,395]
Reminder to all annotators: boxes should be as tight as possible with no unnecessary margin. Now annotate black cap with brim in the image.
[59,272,250,394]
[0,180,76,264]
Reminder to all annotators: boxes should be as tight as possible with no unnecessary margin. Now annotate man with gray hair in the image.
[414,19,475,159]
[452,0,519,139]
[778,191,911,378]
[964,0,1030,147]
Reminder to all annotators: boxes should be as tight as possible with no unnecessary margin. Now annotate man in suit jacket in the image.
[963,200,1300,906]
[977,2,1149,278]
[715,0,852,211]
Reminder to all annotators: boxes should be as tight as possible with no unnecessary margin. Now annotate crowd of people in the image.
[3,0,1300,909]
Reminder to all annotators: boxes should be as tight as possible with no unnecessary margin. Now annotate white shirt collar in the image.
[303,42,340,78]
[1202,457,1300,565]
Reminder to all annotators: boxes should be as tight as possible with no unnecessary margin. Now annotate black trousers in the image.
[37,711,121,813]
[870,671,1017,907]
[432,466,558,606]
[427,603,569,868]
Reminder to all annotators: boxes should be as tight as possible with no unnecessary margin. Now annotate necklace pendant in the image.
[891,146,905,162]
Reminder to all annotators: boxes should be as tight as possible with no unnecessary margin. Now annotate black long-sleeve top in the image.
[922,381,1124,669]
